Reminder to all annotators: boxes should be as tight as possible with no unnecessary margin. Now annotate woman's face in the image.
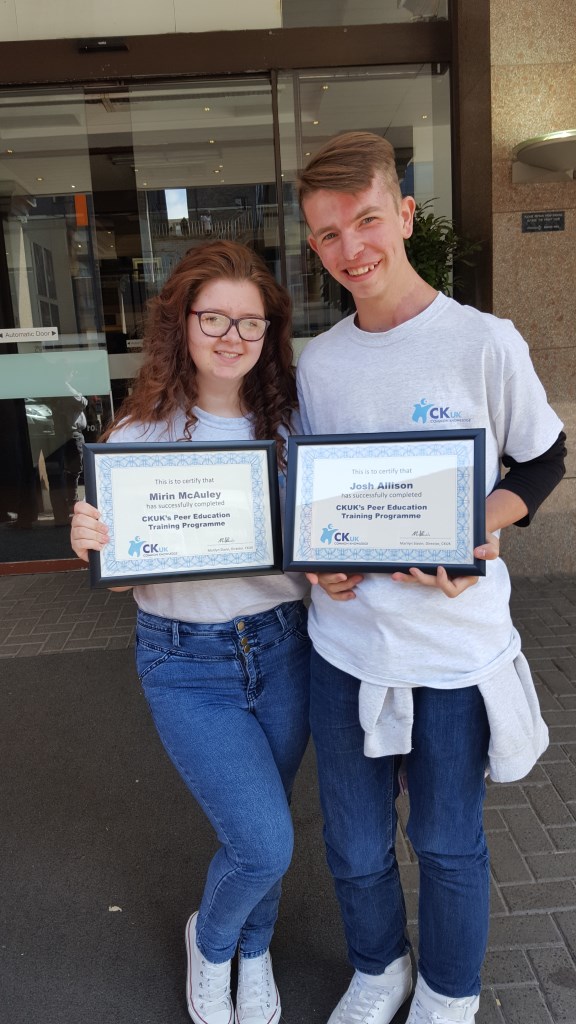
[186,278,266,393]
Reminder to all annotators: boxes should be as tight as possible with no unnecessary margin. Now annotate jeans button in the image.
[242,643,251,654]
[237,620,245,632]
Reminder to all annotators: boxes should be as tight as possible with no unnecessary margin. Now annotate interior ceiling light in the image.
[87,85,276,105]
[301,68,421,84]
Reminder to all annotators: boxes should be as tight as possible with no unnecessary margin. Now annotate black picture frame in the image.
[83,441,282,588]
[283,429,486,576]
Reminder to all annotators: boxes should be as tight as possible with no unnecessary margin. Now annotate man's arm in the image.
[492,430,566,526]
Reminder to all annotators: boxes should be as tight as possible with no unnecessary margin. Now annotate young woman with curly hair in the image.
[70,240,310,1024]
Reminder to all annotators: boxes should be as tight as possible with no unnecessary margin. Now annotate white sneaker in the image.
[406,975,479,1023]
[235,949,281,1024]
[185,912,233,1024]
[327,953,412,1024]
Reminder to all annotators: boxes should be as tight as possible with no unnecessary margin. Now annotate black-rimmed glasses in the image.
[190,309,270,342]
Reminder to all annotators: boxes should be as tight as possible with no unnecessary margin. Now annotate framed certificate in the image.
[83,441,282,587]
[283,429,486,576]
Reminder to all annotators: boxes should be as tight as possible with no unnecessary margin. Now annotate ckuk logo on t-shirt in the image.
[411,398,470,424]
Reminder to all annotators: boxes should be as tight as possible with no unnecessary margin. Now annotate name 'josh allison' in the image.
[349,481,414,491]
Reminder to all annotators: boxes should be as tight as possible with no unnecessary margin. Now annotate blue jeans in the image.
[309,649,490,998]
[135,600,310,963]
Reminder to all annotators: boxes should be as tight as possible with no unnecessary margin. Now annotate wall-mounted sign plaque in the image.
[522,211,565,233]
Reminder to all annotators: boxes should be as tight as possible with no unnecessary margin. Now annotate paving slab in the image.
[0,571,575,1023]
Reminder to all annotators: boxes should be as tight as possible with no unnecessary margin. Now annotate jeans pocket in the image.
[292,604,309,643]
[135,635,172,682]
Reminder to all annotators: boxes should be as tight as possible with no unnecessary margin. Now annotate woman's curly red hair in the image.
[103,241,297,467]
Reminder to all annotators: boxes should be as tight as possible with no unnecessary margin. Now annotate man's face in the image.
[303,174,415,304]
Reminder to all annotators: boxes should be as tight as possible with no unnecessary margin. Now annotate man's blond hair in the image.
[297,131,402,210]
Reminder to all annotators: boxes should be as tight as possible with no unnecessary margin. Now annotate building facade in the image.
[490,0,575,574]
[0,0,573,574]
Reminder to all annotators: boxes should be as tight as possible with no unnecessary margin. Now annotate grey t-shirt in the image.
[296,292,563,688]
[109,407,307,623]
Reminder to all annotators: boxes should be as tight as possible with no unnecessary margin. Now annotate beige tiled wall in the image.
[491,0,576,573]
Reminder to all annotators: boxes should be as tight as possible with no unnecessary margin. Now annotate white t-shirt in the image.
[296,292,563,689]
[109,407,308,623]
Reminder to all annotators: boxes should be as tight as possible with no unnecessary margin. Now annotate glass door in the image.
[0,69,453,567]
[0,89,111,561]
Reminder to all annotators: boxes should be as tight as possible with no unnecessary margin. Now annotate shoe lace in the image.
[198,956,231,1010]
[408,994,475,1024]
[238,955,273,1014]
[408,1002,433,1024]
[337,976,401,1023]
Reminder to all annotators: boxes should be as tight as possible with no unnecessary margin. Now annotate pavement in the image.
[1,569,576,1023]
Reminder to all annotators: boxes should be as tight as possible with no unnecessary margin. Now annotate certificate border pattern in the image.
[95,450,272,578]
[296,439,473,564]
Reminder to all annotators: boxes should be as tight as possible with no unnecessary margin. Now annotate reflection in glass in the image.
[282,0,448,28]
[278,65,451,345]
[0,89,109,560]
[129,78,279,298]
[0,92,104,346]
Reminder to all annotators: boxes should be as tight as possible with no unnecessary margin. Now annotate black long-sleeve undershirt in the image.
[492,430,567,527]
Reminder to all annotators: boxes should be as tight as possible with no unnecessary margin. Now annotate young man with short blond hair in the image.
[297,131,565,1024]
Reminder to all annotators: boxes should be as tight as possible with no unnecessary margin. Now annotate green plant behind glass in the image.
[405,199,482,295]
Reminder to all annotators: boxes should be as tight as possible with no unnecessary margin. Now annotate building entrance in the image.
[0,66,450,567]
